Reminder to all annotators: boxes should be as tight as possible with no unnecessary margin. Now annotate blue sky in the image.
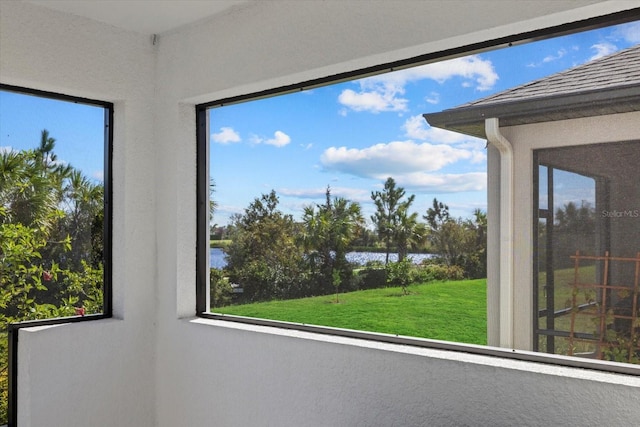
[1,20,638,228]
[0,92,105,182]
[209,20,640,227]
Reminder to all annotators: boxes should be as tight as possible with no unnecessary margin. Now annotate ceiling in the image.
[23,0,251,35]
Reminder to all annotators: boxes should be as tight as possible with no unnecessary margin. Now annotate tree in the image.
[371,177,415,264]
[424,198,487,278]
[553,200,596,268]
[461,209,487,279]
[225,190,306,301]
[424,198,450,232]
[300,187,364,295]
[394,204,426,263]
[58,170,104,269]
[0,146,62,230]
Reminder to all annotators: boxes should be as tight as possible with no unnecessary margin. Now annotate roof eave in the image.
[424,84,640,139]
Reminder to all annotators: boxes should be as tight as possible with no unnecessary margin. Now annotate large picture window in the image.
[0,85,113,425]
[196,16,640,375]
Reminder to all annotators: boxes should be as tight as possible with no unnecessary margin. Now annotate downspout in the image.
[485,118,514,349]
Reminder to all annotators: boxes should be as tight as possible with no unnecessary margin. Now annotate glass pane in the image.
[538,165,548,211]
[552,169,597,259]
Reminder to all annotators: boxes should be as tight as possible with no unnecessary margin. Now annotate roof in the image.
[423,43,640,138]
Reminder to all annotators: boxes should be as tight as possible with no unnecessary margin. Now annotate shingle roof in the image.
[424,43,640,138]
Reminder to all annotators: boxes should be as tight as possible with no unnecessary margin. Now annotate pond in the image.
[210,247,433,269]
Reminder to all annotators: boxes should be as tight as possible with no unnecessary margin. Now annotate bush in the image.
[354,267,387,290]
[210,268,233,307]
[386,259,413,294]
[414,261,465,282]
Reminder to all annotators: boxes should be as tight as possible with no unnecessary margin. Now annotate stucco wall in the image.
[501,111,640,351]
[155,2,640,426]
[0,2,157,426]
[1,1,639,426]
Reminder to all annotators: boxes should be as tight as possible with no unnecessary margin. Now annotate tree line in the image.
[213,177,487,306]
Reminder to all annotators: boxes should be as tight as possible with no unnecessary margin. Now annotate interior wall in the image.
[0,2,157,426]
[2,1,640,427]
[155,2,640,427]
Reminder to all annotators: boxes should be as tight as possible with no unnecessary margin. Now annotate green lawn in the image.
[210,239,232,248]
[214,279,487,345]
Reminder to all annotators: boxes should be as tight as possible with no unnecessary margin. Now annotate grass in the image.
[214,278,487,345]
[538,264,597,311]
[210,239,232,248]
[538,264,600,335]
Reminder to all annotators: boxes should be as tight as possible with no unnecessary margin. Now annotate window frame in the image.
[1,84,114,427]
[196,9,640,377]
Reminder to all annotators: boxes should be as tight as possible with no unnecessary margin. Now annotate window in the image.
[0,85,113,425]
[196,14,640,375]
[534,142,640,363]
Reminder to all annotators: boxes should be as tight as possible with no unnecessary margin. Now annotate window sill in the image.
[193,313,640,380]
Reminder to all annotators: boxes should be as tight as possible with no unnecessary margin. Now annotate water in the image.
[344,251,433,265]
[210,248,432,269]
[210,247,228,269]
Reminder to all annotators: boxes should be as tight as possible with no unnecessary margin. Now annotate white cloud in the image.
[382,56,498,90]
[425,92,440,105]
[589,42,618,60]
[211,127,240,144]
[279,187,328,199]
[265,130,291,147]
[0,146,13,154]
[614,21,640,43]
[251,130,291,147]
[93,170,104,182]
[543,48,567,63]
[279,186,370,202]
[321,140,473,177]
[402,115,484,147]
[338,55,498,114]
[395,172,487,193]
[470,150,486,164]
[527,47,572,67]
[337,88,408,113]
[214,204,245,222]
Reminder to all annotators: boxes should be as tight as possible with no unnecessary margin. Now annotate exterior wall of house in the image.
[498,111,640,351]
[487,144,502,347]
[1,1,639,426]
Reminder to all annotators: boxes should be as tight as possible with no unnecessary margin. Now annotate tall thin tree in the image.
[371,177,415,264]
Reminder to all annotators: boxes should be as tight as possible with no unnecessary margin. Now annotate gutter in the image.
[485,118,514,349]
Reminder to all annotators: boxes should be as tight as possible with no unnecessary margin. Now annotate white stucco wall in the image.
[499,111,640,351]
[0,2,157,426]
[2,1,639,426]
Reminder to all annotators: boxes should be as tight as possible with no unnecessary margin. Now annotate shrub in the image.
[210,268,233,307]
[354,267,387,290]
[386,259,413,294]
[414,261,465,282]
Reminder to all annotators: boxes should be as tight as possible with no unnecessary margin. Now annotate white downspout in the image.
[485,118,514,349]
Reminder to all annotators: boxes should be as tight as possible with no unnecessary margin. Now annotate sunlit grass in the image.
[210,239,232,248]
[214,279,487,345]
